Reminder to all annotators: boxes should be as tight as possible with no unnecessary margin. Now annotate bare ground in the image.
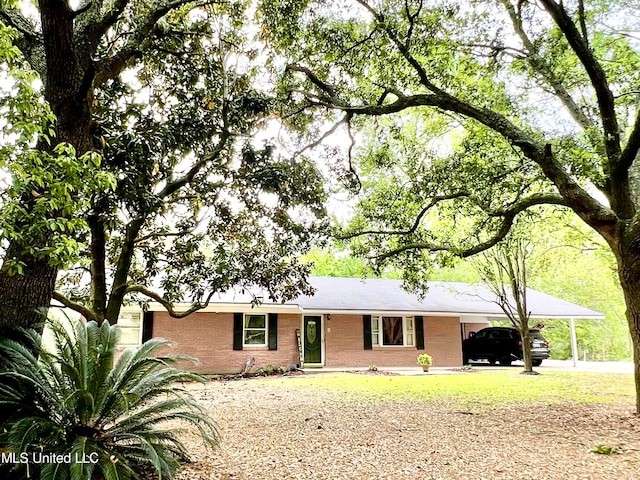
[176,375,640,480]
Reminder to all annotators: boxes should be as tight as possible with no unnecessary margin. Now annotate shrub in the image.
[416,353,433,366]
[0,317,218,480]
[258,364,285,376]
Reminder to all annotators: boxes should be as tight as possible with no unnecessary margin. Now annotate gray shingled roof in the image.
[205,276,605,319]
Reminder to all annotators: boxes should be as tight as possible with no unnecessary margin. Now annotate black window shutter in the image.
[233,313,243,350]
[142,311,154,343]
[268,313,278,350]
[415,316,425,350]
[363,315,372,350]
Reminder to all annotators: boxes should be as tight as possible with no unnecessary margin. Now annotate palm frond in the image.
[0,315,218,480]
[40,460,71,480]
[69,436,97,480]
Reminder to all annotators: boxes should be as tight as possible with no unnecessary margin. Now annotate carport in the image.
[450,284,606,366]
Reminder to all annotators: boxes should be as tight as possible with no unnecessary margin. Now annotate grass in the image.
[277,370,635,408]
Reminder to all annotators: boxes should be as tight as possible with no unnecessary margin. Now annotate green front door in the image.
[303,316,322,364]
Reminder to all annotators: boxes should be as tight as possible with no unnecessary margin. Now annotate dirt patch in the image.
[176,376,640,480]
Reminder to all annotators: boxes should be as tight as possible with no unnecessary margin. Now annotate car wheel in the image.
[487,357,497,365]
[499,357,512,366]
[532,359,542,367]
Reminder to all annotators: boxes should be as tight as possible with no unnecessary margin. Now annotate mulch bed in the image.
[175,376,640,480]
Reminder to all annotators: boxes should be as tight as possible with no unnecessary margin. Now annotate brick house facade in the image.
[117,277,603,374]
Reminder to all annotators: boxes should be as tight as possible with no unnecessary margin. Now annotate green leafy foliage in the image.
[0,23,54,152]
[435,215,631,361]
[48,3,328,319]
[591,444,622,455]
[0,144,115,269]
[0,23,115,270]
[0,316,218,480]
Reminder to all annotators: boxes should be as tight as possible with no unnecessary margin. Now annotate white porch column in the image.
[569,318,579,367]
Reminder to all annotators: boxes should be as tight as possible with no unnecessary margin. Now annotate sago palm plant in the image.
[0,317,219,480]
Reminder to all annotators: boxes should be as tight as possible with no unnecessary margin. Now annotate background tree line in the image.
[303,212,631,362]
[0,0,639,410]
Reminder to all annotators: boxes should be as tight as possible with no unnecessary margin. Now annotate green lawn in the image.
[279,370,635,408]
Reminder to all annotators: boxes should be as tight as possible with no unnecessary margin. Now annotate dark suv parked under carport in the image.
[462,327,550,366]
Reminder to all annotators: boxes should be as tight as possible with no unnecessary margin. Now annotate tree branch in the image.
[0,7,44,74]
[403,0,423,49]
[53,291,98,321]
[339,192,470,240]
[75,0,130,59]
[0,7,37,45]
[157,131,231,199]
[293,113,352,157]
[298,71,617,237]
[93,0,200,86]
[71,1,93,18]
[286,63,346,106]
[538,1,621,167]
[125,284,215,318]
[371,193,568,262]
[499,0,597,134]
[577,0,589,47]
[134,227,197,244]
[345,0,617,229]
[354,0,441,93]
[620,110,640,172]
[105,217,145,322]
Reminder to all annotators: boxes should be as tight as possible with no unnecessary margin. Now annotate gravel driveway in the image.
[176,375,640,480]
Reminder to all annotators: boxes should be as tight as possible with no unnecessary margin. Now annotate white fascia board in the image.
[304,309,605,321]
[487,314,605,321]
[302,309,472,317]
[144,303,605,320]
[526,314,605,320]
[146,302,303,315]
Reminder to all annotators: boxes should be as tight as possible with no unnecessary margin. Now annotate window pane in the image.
[406,317,414,346]
[372,317,379,332]
[119,327,140,345]
[406,317,414,332]
[245,315,265,328]
[118,312,141,327]
[244,330,266,345]
[382,317,404,345]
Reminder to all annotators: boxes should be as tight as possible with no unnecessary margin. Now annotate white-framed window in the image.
[244,314,267,346]
[372,316,415,347]
[118,311,142,347]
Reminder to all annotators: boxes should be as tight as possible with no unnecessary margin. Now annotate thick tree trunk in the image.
[0,243,58,335]
[0,2,94,335]
[616,248,640,415]
[88,214,108,321]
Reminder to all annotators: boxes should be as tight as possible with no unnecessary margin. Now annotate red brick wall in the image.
[151,311,301,374]
[424,316,463,366]
[324,314,463,368]
[151,311,466,372]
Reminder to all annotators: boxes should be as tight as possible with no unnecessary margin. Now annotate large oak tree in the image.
[0,1,326,331]
[261,0,640,411]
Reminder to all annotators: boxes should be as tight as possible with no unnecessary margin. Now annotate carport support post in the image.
[569,318,579,367]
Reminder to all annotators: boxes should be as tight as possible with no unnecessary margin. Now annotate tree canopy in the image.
[0,1,327,328]
[259,0,640,411]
